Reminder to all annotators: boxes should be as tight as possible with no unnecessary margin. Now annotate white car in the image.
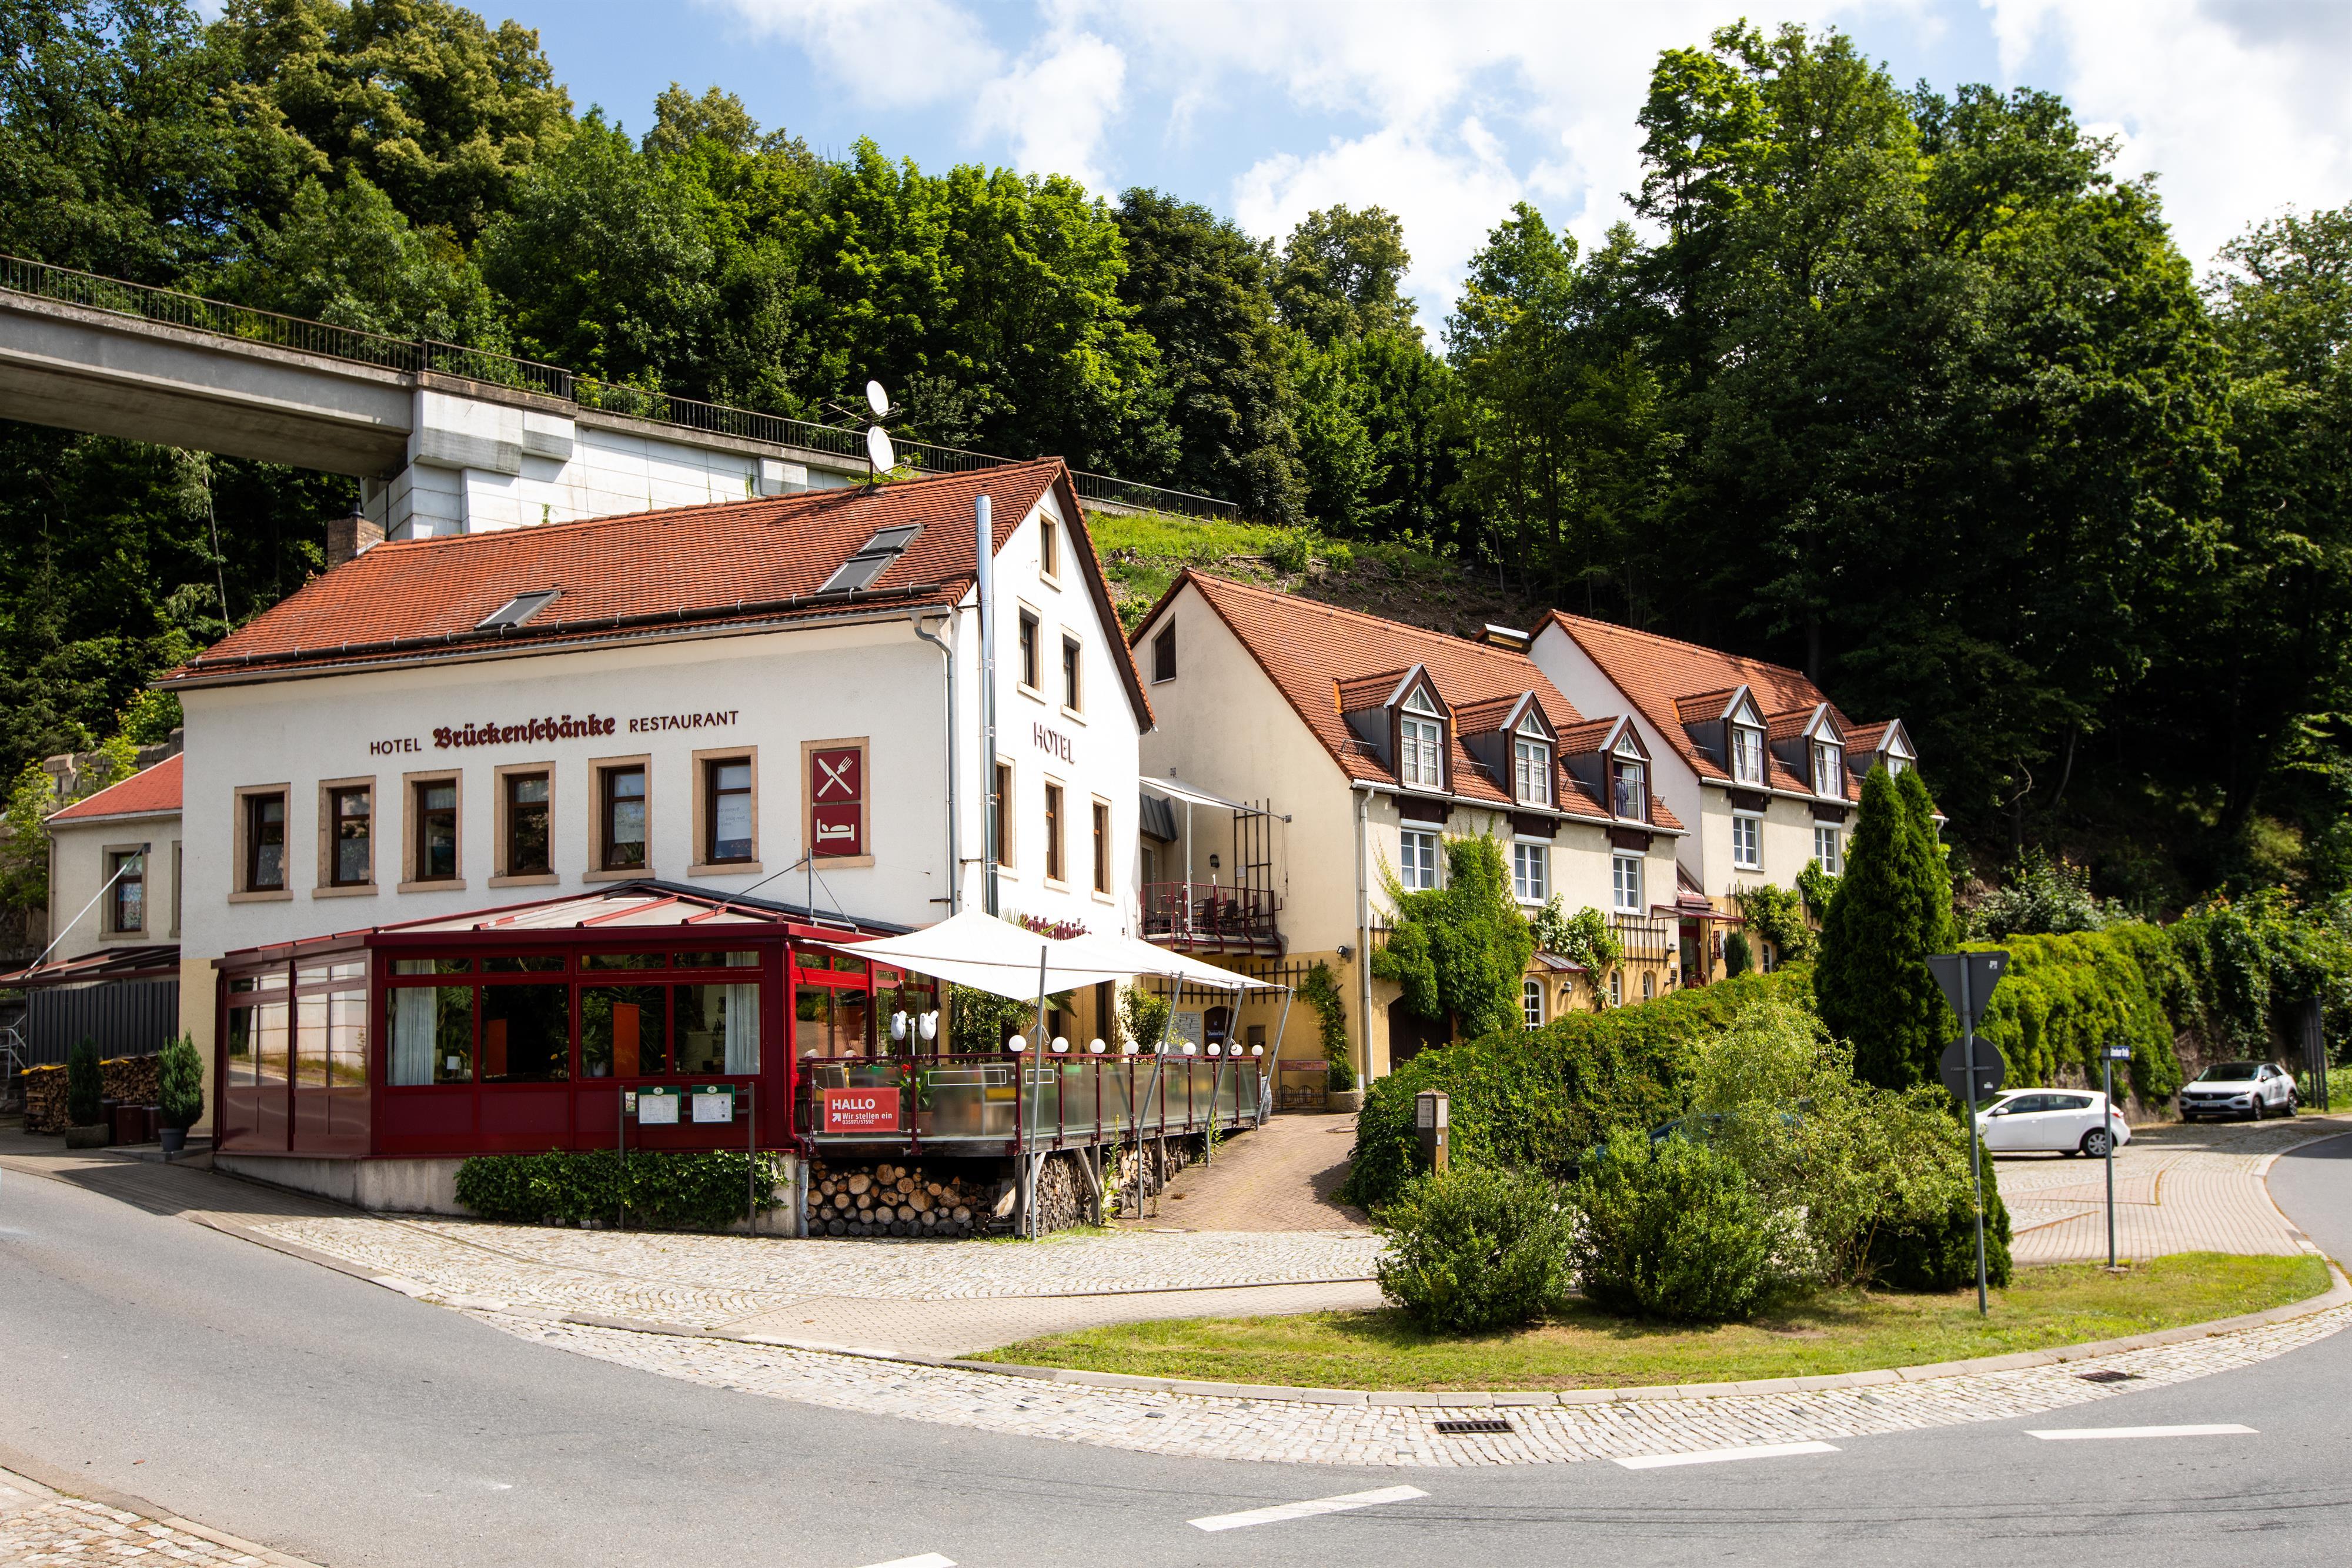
[2178,1060,2298,1122]
[1977,1089,2131,1158]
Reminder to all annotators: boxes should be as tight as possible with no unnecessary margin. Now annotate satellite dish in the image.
[866,424,895,474]
[865,380,889,417]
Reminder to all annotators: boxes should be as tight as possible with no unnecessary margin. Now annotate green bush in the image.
[1342,966,1810,1211]
[1571,1129,1785,1323]
[1374,1165,1576,1331]
[66,1037,102,1126]
[156,1033,204,1129]
[1869,1142,2014,1291]
[455,1149,787,1231]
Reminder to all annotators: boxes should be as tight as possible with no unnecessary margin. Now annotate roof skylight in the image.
[818,524,922,594]
[477,589,559,629]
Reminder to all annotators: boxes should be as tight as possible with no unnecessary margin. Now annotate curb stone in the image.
[0,1455,328,1568]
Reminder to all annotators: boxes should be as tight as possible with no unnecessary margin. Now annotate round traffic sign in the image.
[1940,1038,2006,1102]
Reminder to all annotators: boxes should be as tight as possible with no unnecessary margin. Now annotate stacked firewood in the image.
[1105,1136,1192,1217]
[805,1159,998,1238]
[19,1055,162,1135]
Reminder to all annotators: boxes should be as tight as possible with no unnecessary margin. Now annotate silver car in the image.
[2179,1060,2297,1122]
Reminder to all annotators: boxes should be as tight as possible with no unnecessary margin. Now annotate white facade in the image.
[47,809,181,959]
[173,487,1145,1059]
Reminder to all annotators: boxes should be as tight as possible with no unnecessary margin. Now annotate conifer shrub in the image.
[1374,1165,1576,1331]
[1571,1129,1783,1323]
[156,1033,205,1129]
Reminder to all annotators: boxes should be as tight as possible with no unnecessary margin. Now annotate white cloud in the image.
[970,28,1129,190]
[1982,0,2352,265]
[704,0,1003,110]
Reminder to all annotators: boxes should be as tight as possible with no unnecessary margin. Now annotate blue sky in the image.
[488,1,2352,327]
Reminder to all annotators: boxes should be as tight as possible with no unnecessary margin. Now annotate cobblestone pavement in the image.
[1128,1112,1367,1231]
[0,1466,319,1567]
[246,1214,1382,1344]
[463,1295,2352,1469]
[1994,1114,2350,1263]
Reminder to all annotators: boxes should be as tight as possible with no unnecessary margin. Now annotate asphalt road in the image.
[6,1133,2352,1568]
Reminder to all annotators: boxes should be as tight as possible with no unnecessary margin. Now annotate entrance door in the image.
[1386,997,1449,1068]
[1679,920,1702,986]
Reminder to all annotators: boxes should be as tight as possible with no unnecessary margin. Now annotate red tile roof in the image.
[48,754,181,823]
[161,462,1151,726]
[1158,573,1681,830]
[1544,611,1869,802]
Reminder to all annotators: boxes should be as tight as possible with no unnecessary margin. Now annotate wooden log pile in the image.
[1027,1151,1089,1233]
[19,1055,161,1135]
[1105,1135,1194,1219]
[806,1158,998,1238]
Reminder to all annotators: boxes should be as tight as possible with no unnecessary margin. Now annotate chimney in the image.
[326,505,383,568]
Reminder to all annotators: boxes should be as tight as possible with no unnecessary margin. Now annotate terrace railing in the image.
[1,253,1237,521]
[1138,882,1280,950]
[796,1051,1262,1148]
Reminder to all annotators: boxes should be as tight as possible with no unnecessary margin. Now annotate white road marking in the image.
[1615,1440,1842,1470]
[853,1555,955,1568]
[1189,1485,1429,1532]
[2028,1425,2258,1441]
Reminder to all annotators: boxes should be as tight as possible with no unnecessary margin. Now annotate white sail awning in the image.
[808,908,1133,1001]
[1059,930,1285,991]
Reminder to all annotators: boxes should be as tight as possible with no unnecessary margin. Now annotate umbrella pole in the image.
[1028,948,1048,1239]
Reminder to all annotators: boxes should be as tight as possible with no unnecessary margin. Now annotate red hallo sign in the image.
[821,1086,899,1134]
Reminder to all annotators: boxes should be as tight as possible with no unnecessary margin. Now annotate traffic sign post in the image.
[2103,1042,2132,1269]
[1929,951,2010,1318]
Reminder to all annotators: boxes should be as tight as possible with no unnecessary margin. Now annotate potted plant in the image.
[1326,1051,1363,1114]
[63,1037,107,1149]
[156,1032,204,1155]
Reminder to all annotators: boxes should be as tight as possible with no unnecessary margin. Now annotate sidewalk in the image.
[0,1462,323,1567]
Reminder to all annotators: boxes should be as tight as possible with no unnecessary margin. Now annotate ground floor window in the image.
[1522,977,1543,1027]
[1401,828,1441,891]
[1813,824,1842,874]
[1512,841,1548,903]
[482,984,569,1082]
[1611,852,1643,912]
[1609,969,1623,1006]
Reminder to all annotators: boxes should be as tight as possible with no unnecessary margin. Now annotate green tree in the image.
[217,173,506,343]
[1817,765,1949,1088]
[1275,203,1418,348]
[1373,835,1536,1039]
[1111,189,1303,522]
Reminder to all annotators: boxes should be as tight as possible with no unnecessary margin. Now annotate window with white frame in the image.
[1814,824,1842,874]
[1513,716,1550,805]
[1522,977,1544,1027]
[1399,688,1444,788]
[1609,969,1623,1006]
[1401,828,1441,891]
[1612,754,1646,820]
[1612,852,1643,912]
[1732,811,1762,870]
[1512,841,1548,902]
[1812,740,1842,797]
[1732,724,1765,785]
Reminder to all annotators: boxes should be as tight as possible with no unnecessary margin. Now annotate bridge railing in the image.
[0,253,1237,521]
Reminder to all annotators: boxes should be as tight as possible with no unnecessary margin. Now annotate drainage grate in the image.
[1433,1419,1515,1436]
[2077,1370,2140,1385]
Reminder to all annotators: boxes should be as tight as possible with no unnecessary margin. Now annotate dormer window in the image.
[1812,740,1842,797]
[1512,715,1551,806]
[1732,723,1764,786]
[1612,753,1647,821]
[1400,688,1445,790]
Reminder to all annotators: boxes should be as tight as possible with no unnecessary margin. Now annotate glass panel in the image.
[829,954,868,975]
[796,985,837,1057]
[225,1005,257,1086]
[389,985,472,1085]
[328,992,368,1087]
[604,767,647,869]
[295,995,329,1087]
[485,954,565,973]
[334,790,370,884]
[419,782,457,880]
[255,1000,290,1084]
[583,951,662,970]
[676,950,759,968]
[252,795,286,888]
[877,977,940,1052]
[481,984,570,1082]
[393,957,471,975]
[676,984,760,1075]
[507,773,551,876]
[583,985,667,1078]
[711,762,751,861]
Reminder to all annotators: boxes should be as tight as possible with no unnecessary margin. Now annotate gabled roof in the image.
[1542,611,1858,803]
[1766,703,1842,745]
[1337,665,1435,714]
[1145,572,1679,829]
[1454,691,1551,737]
[48,754,181,823]
[160,463,1152,728]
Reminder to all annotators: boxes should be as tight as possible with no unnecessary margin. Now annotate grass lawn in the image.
[974,1253,2330,1390]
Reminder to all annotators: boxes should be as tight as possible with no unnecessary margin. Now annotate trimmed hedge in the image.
[1342,967,1812,1212]
[1966,928,2186,1104]
[454,1149,787,1231]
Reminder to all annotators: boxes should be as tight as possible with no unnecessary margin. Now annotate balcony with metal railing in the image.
[1138,882,1283,956]
[795,1051,1262,1150]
